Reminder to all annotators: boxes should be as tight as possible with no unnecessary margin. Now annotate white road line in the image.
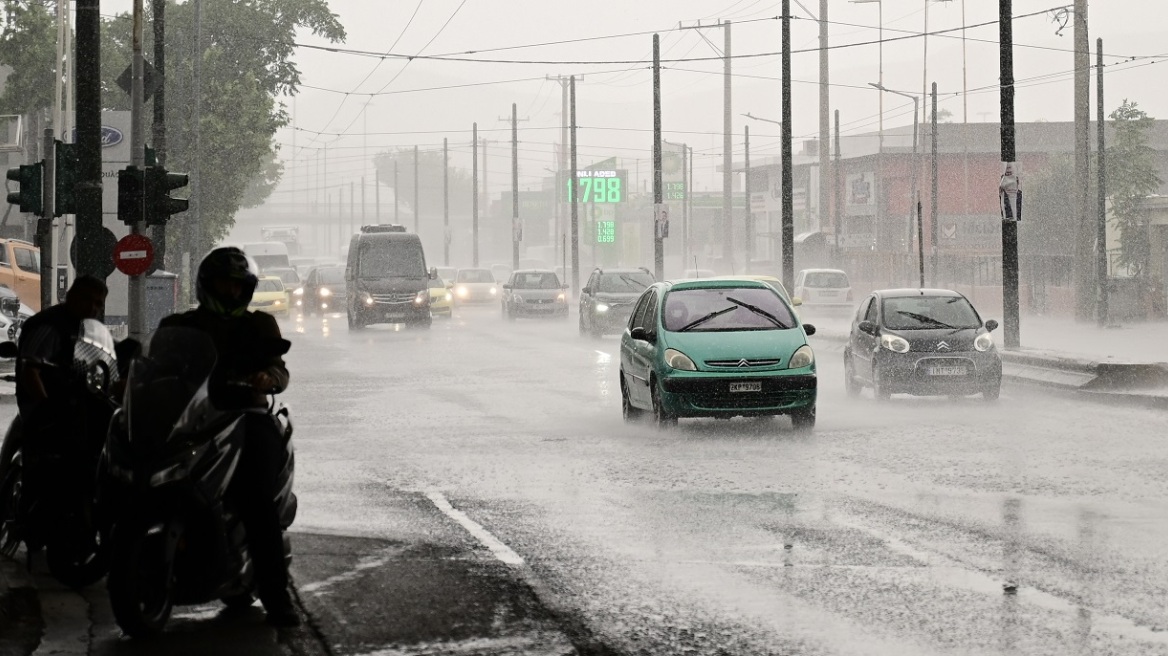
[425,491,525,567]
[300,546,408,596]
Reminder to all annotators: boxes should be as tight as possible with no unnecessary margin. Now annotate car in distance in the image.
[793,268,853,312]
[501,269,569,320]
[429,276,454,318]
[249,276,289,317]
[619,278,817,429]
[436,266,458,285]
[579,267,655,338]
[453,268,498,304]
[300,265,346,315]
[346,225,434,330]
[844,288,1002,401]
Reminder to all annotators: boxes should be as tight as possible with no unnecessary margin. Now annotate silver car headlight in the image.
[489,287,498,295]
[596,303,610,313]
[974,332,994,352]
[880,334,911,354]
[788,344,814,369]
[664,348,697,371]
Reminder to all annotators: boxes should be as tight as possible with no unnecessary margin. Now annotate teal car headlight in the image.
[664,348,697,371]
[788,344,814,369]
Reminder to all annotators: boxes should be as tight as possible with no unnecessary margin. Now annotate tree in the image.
[1107,100,1162,280]
[100,0,345,253]
[0,0,59,119]
[927,107,953,124]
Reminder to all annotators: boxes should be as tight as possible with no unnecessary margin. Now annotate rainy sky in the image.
[106,1,1168,195]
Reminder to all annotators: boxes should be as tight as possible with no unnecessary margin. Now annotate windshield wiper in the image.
[895,311,955,329]
[726,297,790,329]
[618,274,648,290]
[679,305,738,332]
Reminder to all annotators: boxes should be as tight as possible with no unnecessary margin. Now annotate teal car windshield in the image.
[663,287,795,332]
[881,296,981,330]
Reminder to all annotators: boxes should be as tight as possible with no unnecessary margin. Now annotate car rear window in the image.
[663,287,795,332]
[257,279,284,292]
[804,271,849,288]
[317,267,345,285]
[599,271,653,293]
[881,296,981,330]
[514,272,560,289]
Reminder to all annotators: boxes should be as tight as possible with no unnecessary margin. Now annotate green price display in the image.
[566,171,625,203]
[665,181,686,201]
[597,220,616,243]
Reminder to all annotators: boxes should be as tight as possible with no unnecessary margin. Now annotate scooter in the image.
[100,326,296,637]
[0,319,121,589]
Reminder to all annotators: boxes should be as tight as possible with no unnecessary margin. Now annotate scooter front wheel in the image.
[107,521,178,638]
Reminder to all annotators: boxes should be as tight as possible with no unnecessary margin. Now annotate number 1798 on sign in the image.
[566,176,623,203]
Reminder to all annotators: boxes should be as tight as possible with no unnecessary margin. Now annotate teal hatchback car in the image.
[619,279,818,429]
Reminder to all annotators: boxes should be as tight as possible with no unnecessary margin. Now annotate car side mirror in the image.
[792,297,803,307]
[985,319,999,332]
[429,267,438,280]
[802,323,816,336]
[582,286,591,295]
[630,326,654,343]
[502,284,512,290]
[0,341,16,358]
[344,268,354,282]
[858,320,877,335]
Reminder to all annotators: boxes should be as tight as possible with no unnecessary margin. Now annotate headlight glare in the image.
[319,287,331,297]
[489,287,497,295]
[293,287,304,296]
[880,334,911,354]
[788,344,815,369]
[664,348,697,371]
[975,332,994,352]
[557,293,566,301]
[363,293,374,306]
[596,303,610,313]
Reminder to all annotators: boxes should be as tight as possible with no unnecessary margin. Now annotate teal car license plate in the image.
[730,382,762,393]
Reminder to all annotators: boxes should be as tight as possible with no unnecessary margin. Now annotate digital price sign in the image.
[665,181,686,201]
[596,220,616,243]
[565,169,628,204]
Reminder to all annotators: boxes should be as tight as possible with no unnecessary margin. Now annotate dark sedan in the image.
[299,265,346,315]
[844,289,1002,401]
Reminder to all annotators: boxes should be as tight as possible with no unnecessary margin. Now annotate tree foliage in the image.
[373,148,474,219]
[0,0,60,118]
[1107,100,1162,279]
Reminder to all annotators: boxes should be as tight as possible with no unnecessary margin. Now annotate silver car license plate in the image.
[927,366,967,376]
[385,313,405,320]
[730,382,762,393]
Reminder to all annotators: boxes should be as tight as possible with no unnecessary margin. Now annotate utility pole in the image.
[472,123,479,267]
[931,82,939,285]
[443,137,449,266]
[129,0,146,338]
[652,34,664,281]
[722,20,733,270]
[191,0,203,303]
[361,176,366,227]
[570,76,579,292]
[511,102,520,269]
[781,1,794,291]
[413,145,419,233]
[547,74,573,266]
[681,144,689,270]
[74,0,103,283]
[375,168,380,224]
[744,125,751,273]
[152,0,167,271]
[818,0,830,268]
[394,159,398,224]
[834,109,842,264]
[1001,0,1020,348]
[687,145,693,268]
[1096,38,1108,328]
[349,181,354,238]
[1073,0,1092,320]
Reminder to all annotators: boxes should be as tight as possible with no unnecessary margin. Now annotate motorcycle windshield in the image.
[74,318,118,384]
[127,327,218,448]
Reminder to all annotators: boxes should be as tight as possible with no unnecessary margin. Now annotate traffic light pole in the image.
[129,0,147,340]
[74,0,104,284]
[40,130,54,310]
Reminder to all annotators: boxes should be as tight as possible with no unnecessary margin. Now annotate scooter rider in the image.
[158,247,299,627]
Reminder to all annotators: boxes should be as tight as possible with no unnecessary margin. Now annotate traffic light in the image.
[6,162,43,216]
[54,141,77,216]
[144,166,189,226]
[117,166,144,225]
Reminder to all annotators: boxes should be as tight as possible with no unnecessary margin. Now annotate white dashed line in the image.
[425,491,525,567]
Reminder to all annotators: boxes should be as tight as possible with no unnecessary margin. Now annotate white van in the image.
[793,268,853,310]
[241,242,291,272]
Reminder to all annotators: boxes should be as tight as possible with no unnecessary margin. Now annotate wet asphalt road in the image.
[8,303,1168,655]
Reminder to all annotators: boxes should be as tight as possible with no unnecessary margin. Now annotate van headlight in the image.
[788,345,814,369]
[362,293,374,306]
[414,291,428,305]
[880,334,911,354]
[974,332,994,352]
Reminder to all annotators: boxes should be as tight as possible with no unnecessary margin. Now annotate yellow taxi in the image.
[429,277,454,318]
[250,276,290,316]
[711,275,802,320]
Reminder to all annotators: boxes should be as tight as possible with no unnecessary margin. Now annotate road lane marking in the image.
[425,491,525,567]
[300,546,407,596]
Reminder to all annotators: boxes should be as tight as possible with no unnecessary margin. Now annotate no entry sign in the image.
[113,234,155,276]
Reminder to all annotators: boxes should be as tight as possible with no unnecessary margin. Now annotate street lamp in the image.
[741,112,782,127]
[869,83,923,287]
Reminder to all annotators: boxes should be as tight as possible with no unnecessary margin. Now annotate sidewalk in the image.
[1019,316,1168,363]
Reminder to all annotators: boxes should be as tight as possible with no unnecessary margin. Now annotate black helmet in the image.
[196,247,259,317]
